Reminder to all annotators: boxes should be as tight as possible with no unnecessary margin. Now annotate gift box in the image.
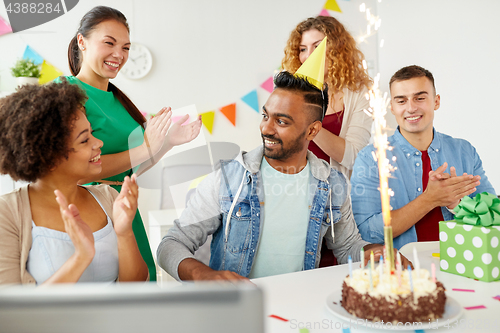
[439,192,500,282]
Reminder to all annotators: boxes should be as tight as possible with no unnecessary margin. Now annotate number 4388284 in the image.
[6,3,61,14]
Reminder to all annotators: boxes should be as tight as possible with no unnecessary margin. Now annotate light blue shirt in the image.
[351,127,495,250]
[249,158,311,278]
[26,190,118,284]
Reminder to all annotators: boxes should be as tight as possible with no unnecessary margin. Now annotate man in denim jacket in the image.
[157,72,397,281]
[351,65,495,250]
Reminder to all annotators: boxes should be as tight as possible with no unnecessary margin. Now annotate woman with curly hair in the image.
[283,16,373,267]
[60,6,202,281]
[0,81,148,284]
[282,16,372,177]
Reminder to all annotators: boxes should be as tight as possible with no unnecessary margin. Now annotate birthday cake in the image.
[341,267,446,323]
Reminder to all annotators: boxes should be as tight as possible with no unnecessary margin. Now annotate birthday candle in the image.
[348,255,353,278]
[361,248,365,269]
[384,245,390,273]
[396,262,402,287]
[431,263,436,283]
[379,256,384,277]
[369,265,373,291]
[397,252,402,286]
[370,251,375,271]
[413,247,420,278]
[408,265,414,292]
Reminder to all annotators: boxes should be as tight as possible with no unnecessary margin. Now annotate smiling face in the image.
[390,76,440,146]
[77,19,130,86]
[55,109,103,180]
[299,29,326,64]
[260,89,321,171]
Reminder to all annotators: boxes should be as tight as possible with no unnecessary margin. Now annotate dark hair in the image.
[273,71,329,122]
[389,65,436,93]
[68,6,146,128]
[0,80,88,182]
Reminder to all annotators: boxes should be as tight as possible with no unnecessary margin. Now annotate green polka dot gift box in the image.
[439,192,500,282]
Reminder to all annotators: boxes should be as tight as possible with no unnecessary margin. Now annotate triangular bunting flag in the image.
[200,111,215,134]
[319,8,331,17]
[241,90,259,113]
[219,103,236,126]
[324,0,342,13]
[261,76,274,93]
[39,60,63,84]
[23,45,44,65]
[0,16,12,36]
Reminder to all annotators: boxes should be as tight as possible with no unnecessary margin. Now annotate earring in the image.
[81,46,85,51]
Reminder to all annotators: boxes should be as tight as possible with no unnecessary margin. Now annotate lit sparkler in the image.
[359,1,396,272]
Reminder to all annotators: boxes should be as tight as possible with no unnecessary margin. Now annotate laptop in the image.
[0,282,264,333]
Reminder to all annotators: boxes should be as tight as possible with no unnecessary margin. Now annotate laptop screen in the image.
[0,282,264,333]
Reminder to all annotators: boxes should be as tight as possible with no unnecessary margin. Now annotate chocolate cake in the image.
[341,268,446,323]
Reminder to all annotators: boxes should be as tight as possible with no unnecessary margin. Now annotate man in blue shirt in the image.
[351,65,495,249]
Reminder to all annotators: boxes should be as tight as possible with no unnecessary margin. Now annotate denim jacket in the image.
[351,128,495,250]
[158,146,369,280]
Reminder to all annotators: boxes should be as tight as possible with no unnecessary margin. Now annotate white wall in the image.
[377,0,500,190]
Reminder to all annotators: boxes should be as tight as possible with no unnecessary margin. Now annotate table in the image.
[252,241,500,333]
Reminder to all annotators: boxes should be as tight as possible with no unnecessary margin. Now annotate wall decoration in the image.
[121,43,153,80]
[22,45,63,84]
[260,76,274,93]
[219,103,236,126]
[22,45,43,65]
[0,16,12,37]
[200,111,215,134]
[241,90,259,113]
[323,0,342,13]
[39,60,63,84]
[319,9,331,17]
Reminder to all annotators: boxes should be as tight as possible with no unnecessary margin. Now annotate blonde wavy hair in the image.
[282,16,371,93]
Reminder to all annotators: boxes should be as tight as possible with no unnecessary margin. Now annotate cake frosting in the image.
[341,267,446,323]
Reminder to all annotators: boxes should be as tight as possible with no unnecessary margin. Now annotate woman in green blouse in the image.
[63,6,202,280]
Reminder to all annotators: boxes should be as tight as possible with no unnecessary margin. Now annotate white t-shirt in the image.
[249,158,311,278]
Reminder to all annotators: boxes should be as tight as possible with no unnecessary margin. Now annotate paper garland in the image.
[23,46,43,65]
[219,103,236,126]
[260,76,274,93]
[319,8,331,17]
[241,90,259,113]
[22,45,63,84]
[200,111,215,134]
[324,0,342,13]
[0,16,12,36]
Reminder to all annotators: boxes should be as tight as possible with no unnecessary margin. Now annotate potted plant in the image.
[10,58,41,86]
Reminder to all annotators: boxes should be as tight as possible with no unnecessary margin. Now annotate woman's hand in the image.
[112,175,139,237]
[165,114,202,147]
[54,190,95,264]
[143,107,172,155]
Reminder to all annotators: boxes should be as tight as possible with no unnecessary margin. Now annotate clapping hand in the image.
[143,107,172,155]
[426,162,480,209]
[54,190,95,263]
[165,114,202,147]
[112,175,139,237]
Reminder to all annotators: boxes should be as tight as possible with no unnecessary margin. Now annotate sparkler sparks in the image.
[357,3,382,43]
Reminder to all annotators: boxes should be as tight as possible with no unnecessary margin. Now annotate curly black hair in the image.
[0,79,88,182]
